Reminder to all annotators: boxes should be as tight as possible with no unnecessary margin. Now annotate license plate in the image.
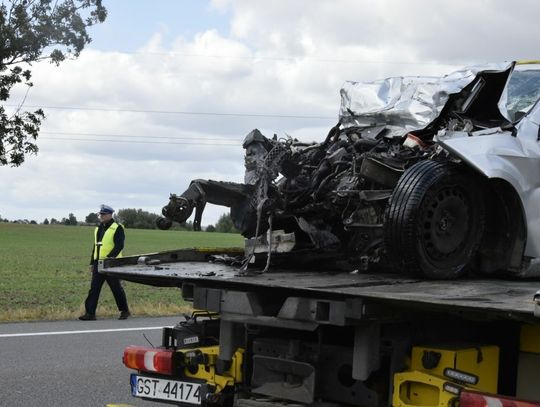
[131,374,202,405]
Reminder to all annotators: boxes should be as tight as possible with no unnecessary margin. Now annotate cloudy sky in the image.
[2,0,540,225]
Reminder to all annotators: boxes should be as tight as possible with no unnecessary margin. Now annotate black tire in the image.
[156,217,173,230]
[383,160,485,279]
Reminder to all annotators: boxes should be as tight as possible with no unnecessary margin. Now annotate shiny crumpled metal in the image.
[339,62,514,137]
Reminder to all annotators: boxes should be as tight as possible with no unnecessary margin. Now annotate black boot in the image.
[118,310,131,320]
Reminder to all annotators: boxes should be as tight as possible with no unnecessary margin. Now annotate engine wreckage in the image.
[157,61,540,279]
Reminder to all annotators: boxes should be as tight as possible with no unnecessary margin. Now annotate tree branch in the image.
[0,0,107,166]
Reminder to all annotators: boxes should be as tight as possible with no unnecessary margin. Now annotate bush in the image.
[215,214,238,233]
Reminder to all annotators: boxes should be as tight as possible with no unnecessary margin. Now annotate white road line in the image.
[0,326,169,338]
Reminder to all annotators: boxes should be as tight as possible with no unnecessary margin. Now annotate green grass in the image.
[0,223,243,322]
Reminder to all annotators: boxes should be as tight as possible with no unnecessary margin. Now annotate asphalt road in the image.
[0,315,185,407]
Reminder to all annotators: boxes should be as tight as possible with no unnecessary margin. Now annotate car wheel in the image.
[383,160,485,279]
[156,217,173,230]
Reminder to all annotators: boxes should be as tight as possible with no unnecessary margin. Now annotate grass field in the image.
[0,223,243,322]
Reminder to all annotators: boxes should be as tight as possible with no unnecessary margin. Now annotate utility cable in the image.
[41,131,243,142]
[40,137,240,146]
[95,50,465,67]
[6,104,335,119]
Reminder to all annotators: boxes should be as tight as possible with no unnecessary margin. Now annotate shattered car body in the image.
[158,61,540,279]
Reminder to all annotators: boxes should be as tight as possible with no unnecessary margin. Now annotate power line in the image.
[40,137,240,146]
[41,131,242,142]
[8,104,335,120]
[103,50,464,67]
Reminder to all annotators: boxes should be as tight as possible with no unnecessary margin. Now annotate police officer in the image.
[79,204,130,321]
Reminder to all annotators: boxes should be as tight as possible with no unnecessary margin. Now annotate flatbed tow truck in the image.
[103,247,540,407]
[105,61,540,407]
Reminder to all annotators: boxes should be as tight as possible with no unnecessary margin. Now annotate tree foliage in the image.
[116,208,160,230]
[0,0,107,166]
[214,213,238,233]
[85,212,98,224]
[62,212,77,225]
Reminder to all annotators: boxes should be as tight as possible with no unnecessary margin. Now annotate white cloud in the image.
[226,0,540,64]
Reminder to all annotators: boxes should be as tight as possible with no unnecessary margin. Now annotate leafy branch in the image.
[0,0,107,166]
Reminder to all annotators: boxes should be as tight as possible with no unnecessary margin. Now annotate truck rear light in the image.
[123,345,174,375]
[460,391,540,407]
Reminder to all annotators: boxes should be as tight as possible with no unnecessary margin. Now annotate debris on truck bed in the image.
[156,61,540,280]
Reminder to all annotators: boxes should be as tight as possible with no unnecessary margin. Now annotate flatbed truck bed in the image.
[102,248,540,407]
[102,248,540,322]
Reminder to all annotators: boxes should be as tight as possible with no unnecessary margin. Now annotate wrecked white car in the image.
[158,61,540,279]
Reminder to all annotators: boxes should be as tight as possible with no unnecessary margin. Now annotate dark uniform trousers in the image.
[84,265,129,315]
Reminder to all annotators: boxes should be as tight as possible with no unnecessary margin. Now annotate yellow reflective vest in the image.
[93,222,124,260]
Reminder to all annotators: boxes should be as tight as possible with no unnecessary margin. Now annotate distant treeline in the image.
[0,210,238,233]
